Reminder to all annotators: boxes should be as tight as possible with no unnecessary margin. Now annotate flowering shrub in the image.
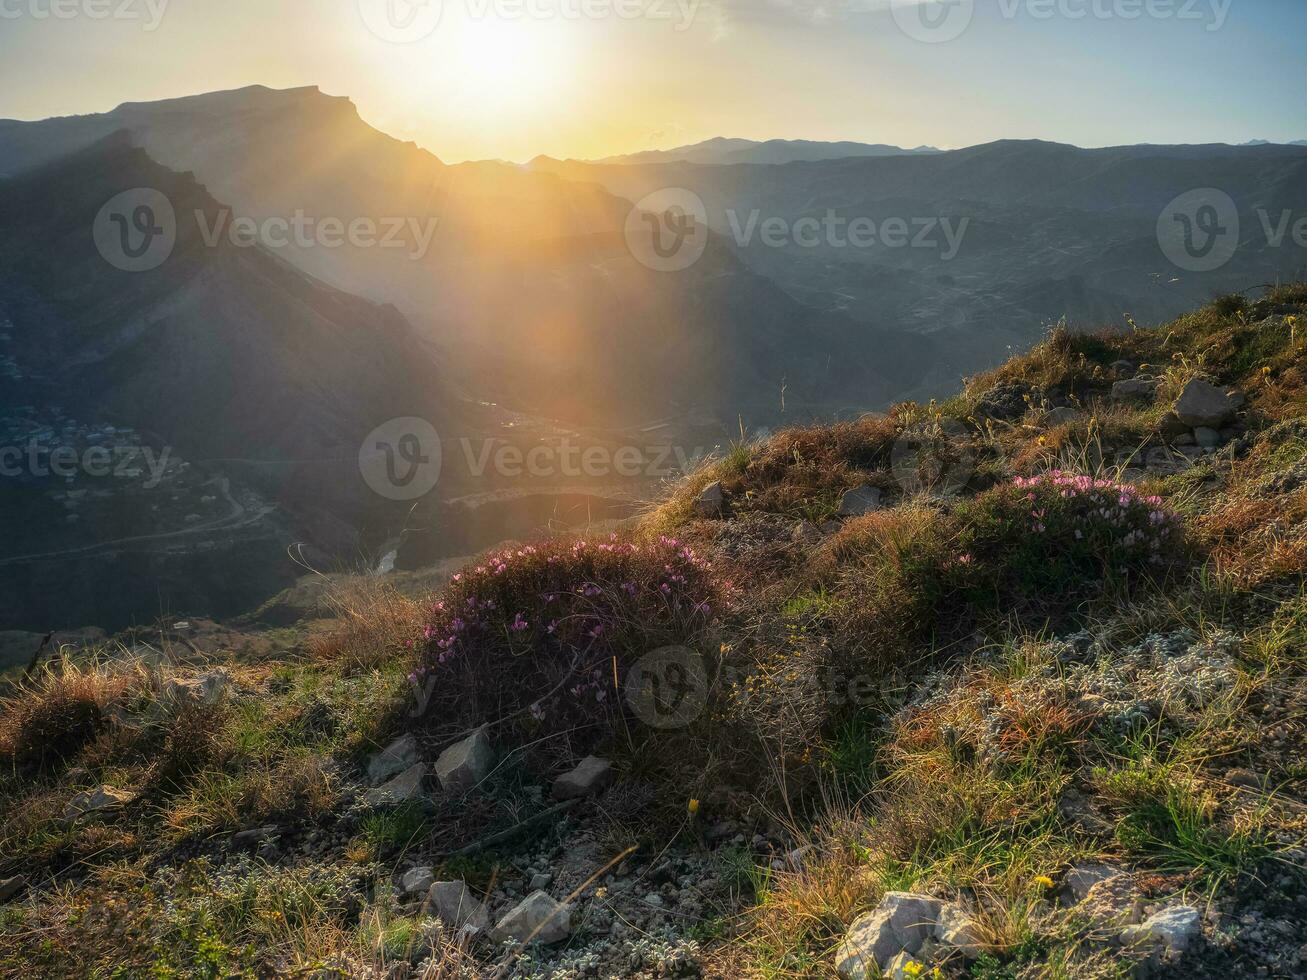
[833,472,1187,663]
[415,535,723,737]
[957,471,1185,597]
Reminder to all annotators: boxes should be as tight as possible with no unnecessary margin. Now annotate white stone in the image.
[1112,378,1160,402]
[1120,905,1202,956]
[368,734,419,785]
[883,951,918,979]
[1081,875,1144,926]
[834,892,943,979]
[428,881,490,933]
[434,728,494,794]
[1174,379,1235,428]
[400,866,435,896]
[63,784,135,822]
[694,481,725,518]
[934,902,985,957]
[163,670,231,707]
[1060,863,1124,903]
[492,890,571,945]
[552,756,613,800]
[363,763,426,806]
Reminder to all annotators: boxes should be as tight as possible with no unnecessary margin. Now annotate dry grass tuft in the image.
[0,658,141,769]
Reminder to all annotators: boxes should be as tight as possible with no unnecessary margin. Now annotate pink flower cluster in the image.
[416,533,723,732]
[1007,470,1180,561]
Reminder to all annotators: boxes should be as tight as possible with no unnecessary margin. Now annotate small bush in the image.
[417,534,724,737]
[834,473,1187,660]
[0,661,136,769]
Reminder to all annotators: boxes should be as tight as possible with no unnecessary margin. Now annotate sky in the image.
[0,0,1304,163]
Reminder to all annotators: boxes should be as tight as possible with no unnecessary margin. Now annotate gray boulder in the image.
[368,734,419,785]
[1112,378,1160,403]
[1120,905,1202,956]
[492,890,571,945]
[434,728,494,794]
[1059,863,1124,903]
[934,902,985,957]
[363,763,426,806]
[0,876,26,903]
[1043,406,1081,427]
[838,485,883,518]
[834,892,943,979]
[552,756,613,801]
[63,785,135,823]
[1174,379,1236,428]
[1081,875,1144,926]
[163,670,231,707]
[400,865,435,896]
[693,481,725,518]
[1194,426,1223,448]
[428,880,491,933]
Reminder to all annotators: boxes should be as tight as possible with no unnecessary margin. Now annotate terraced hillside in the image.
[3,285,1307,979]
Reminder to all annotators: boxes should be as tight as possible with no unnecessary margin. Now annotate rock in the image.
[1194,426,1223,448]
[492,890,571,945]
[368,734,420,785]
[1158,411,1191,439]
[1043,406,1081,427]
[1112,378,1160,403]
[791,521,823,545]
[1174,379,1236,428]
[434,728,494,795]
[1059,863,1124,903]
[63,785,135,823]
[0,876,26,903]
[975,382,1037,421]
[837,485,882,518]
[231,826,279,851]
[363,764,427,806]
[400,866,435,896]
[834,892,943,979]
[693,481,724,518]
[934,903,985,957]
[163,670,232,707]
[1173,433,1197,447]
[428,881,490,933]
[1226,768,1264,790]
[883,951,918,979]
[1111,360,1137,376]
[530,872,554,892]
[552,756,613,801]
[1120,905,1202,956]
[1081,874,1144,926]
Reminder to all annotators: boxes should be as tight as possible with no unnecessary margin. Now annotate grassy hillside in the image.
[2,285,1306,978]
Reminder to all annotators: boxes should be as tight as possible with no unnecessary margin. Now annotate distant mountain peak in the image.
[592,137,942,167]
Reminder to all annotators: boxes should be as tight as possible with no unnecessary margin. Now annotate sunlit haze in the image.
[2,0,1304,162]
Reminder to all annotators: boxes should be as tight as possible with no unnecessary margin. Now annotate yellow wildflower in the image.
[688,798,700,816]
[1034,874,1055,889]
[902,962,925,979]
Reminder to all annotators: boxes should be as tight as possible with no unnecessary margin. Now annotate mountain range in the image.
[3,84,1306,630]
[587,137,942,167]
